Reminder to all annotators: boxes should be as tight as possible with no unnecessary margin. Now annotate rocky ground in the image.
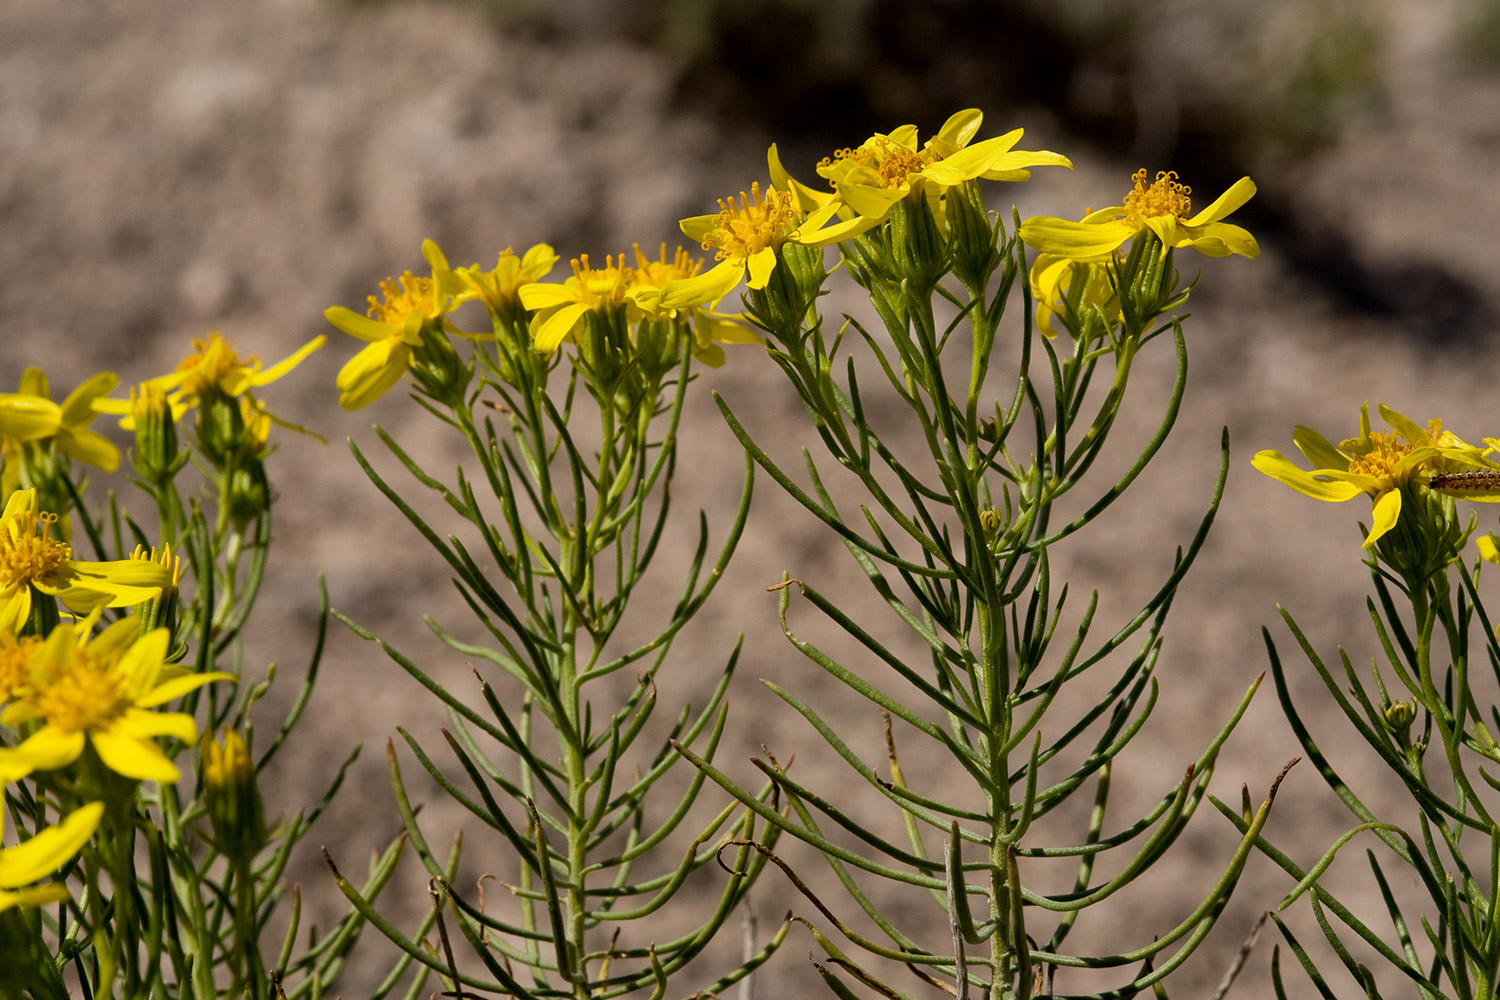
[6,0,1500,995]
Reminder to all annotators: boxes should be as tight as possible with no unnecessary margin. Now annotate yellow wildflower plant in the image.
[0,489,173,635]
[519,252,646,353]
[325,239,467,409]
[456,243,560,319]
[0,800,103,914]
[0,368,122,476]
[660,183,843,311]
[1029,252,1120,340]
[0,616,232,783]
[1020,168,1259,263]
[790,108,1071,236]
[1252,402,1500,549]
[626,244,761,367]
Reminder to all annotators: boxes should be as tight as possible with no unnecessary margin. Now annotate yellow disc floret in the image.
[30,649,131,735]
[1345,419,1453,481]
[702,183,801,262]
[368,272,438,325]
[567,253,635,309]
[820,138,932,191]
[1345,430,1414,480]
[0,510,69,589]
[632,244,702,288]
[1123,169,1192,223]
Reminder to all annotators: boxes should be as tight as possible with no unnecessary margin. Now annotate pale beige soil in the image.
[4,0,1499,996]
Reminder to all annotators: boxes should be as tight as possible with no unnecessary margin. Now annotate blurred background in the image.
[6,0,1500,994]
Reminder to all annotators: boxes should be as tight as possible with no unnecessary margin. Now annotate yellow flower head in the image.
[627,245,762,367]
[156,332,324,408]
[519,252,645,353]
[1019,168,1260,263]
[0,489,173,634]
[1028,252,1120,340]
[0,368,121,478]
[0,617,232,783]
[457,243,559,317]
[326,239,466,409]
[1253,403,1500,549]
[96,334,322,440]
[660,183,842,312]
[0,800,102,914]
[801,109,1070,233]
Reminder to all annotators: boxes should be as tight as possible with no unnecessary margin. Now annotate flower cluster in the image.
[0,323,319,934]
[323,237,756,408]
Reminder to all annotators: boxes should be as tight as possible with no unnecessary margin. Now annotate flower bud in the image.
[947,179,1000,292]
[409,323,471,407]
[745,243,827,345]
[194,389,248,472]
[631,317,686,385]
[128,545,181,636]
[887,194,948,292]
[571,306,633,398]
[223,457,271,529]
[1116,230,1186,333]
[1371,485,1466,587]
[202,730,268,862]
[1383,700,1416,732]
[128,384,187,489]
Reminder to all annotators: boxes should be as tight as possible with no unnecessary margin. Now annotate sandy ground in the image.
[6,0,1500,996]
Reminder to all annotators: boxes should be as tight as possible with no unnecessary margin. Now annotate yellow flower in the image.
[0,800,102,914]
[154,332,324,408]
[325,239,466,409]
[1020,168,1259,262]
[0,489,173,634]
[95,335,322,434]
[456,243,559,318]
[791,108,1071,235]
[519,252,644,353]
[627,244,761,367]
[0,368,121,474]
[0,617,232,783]
[660,183,842,311]
[1252,403,1500,549]
[1029,252,1119,339]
